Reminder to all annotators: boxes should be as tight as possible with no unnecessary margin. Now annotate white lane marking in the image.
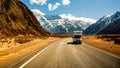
[73,48,77,52]
[19,42,56,68]
[60,42,64,45]
[84,43,120,59]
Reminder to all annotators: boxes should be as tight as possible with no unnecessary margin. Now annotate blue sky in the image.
[20,0,120,19]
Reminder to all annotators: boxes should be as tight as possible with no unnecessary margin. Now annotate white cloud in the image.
[48,3,60,11]
[60,14,75,19]
[60,14,97,23]
[62,0,71,5]
[30,0,47,5]
[78,17,97,23]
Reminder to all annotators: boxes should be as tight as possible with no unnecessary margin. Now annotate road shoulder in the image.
[0,37,60,68]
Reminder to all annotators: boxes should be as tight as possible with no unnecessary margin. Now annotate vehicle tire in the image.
[79,42,82,44]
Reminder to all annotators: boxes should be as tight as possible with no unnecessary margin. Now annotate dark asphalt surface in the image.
[18,38,120,68]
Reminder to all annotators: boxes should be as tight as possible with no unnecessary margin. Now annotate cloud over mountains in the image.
[60,14,97,23]
[62,0,71,5]
[29,0,71,11]
[30,0,47,5]
[48,3,60,11]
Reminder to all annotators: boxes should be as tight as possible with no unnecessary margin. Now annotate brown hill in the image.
[0,0,50,38]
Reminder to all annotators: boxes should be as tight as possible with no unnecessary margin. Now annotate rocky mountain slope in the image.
[0,0,49,37]
[97,18,120,34]
[32,9,96,34]
[83,11,120,34]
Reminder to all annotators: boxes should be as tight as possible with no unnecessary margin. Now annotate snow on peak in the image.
[31,9,97,34]
[83,11,120,34]
[31,9,45,15]
[104,11,120,19]
[104,13,114,18]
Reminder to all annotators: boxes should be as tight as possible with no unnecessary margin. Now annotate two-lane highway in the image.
[17,38,120,68]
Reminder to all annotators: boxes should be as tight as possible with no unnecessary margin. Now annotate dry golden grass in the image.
[83,36,120,55]
[0,37,60,66]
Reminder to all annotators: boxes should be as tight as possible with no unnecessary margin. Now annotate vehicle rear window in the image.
[74,35,81,38]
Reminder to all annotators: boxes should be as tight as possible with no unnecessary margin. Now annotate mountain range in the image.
[1,0,119,37]
[32,9,96,34]
[97,18,120,34]
[83,11,120,34]
[0,0,49,37]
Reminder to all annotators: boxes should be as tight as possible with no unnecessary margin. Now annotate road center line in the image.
[73,48,77,52]
[19,42,56,68]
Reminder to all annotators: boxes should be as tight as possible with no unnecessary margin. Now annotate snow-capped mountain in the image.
[83,11,120,34]
[97,18,120,34]
[31,9,96,34]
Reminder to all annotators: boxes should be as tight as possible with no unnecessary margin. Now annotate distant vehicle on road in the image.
[72,31,82,44]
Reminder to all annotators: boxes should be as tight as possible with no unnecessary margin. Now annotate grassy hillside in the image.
[0,0,50,38]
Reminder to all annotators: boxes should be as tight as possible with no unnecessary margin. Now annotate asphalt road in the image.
[18,38,120,68]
